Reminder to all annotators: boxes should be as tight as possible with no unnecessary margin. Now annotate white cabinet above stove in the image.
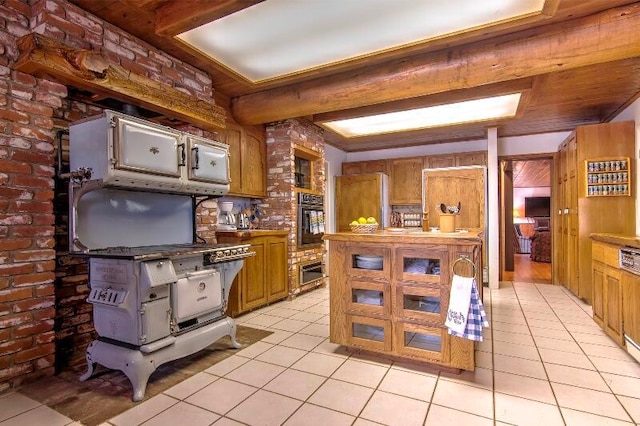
[70,110,230,196]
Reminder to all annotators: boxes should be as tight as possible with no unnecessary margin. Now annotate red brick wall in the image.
[264,119,326,296]
[0,0,220,392]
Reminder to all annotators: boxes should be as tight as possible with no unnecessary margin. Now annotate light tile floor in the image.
[3,282,640,425]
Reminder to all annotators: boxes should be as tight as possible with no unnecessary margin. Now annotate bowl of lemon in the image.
[349,216,379,233]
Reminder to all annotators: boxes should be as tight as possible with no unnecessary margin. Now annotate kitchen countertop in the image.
[324,228,483,244]
[216,229,289,237]
[590,233,640,249]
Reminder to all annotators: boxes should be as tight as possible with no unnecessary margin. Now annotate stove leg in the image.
[229,321,242,349]
[79,342,97,382]
[123,361,156,402]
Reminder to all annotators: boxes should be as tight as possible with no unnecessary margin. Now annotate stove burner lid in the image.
[85,243,252,262]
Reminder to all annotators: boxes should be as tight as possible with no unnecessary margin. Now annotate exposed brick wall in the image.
[0,0,222,391]
[264,119,326,296]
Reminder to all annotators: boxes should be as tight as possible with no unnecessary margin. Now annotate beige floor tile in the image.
[360,390,429,426]
[185,378,257,415]
[530,326,574,341]
[266,307,301,318]
[524,310,559,322]
[552,382,631,421]
[212,416,246,425]
[226,390,302,426]
[0,393,41,422]
[331,359,388,388]
[312,338,350,358]
[590,355,640,376]
[260,329,294,344]
[263,368,326,401]
[378,368,437,401]
[561,407,634,426]
[163,372,218,400]
[225,359,286,387]
[601,373,640,399]
[308,378,374,416]
[490,321,531,335]
[352,418,383,425]
[110,394,179,426]
[289,311,325,323]
[617,395,640,424]
[304,304,330,315]
[493,339,541,361]
[493,353,547,379]
[431,379,493,418]
[255,345,307,367]
[291,352,346,377]
[298,323,329,338]
[572,331,620,347]
[538,347,595,370]
[493,329,536,346]
[270,318,312,333]
[234,341,274,359]
[279,333,325,351]
[533,335,583,353]
[283,403,354,426]
[204,355,249,376]
[526,318,566,330]
[0,405,72,426]
[564,322,608,335]
[141,401,219,426]
[580,342,634,361]
[439,366,493,391]
[474,350,493,369]
[545,363,609,391]
[494,393,564,426]
[475,338,492,353]
[244,314,286,328]
[424,404,493,426]
[314,315,330,325]
[348,352,393,367]
[390,361,441,378]
[491,313,528,325]
[494,371,555,404]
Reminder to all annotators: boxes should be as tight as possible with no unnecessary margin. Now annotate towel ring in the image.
[452,255,477,278]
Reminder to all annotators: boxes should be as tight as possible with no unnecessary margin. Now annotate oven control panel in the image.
[621,247,640,276]
[203,244,253,266]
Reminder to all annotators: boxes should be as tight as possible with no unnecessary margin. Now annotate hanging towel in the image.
[448,280,489,342]
[444,274,473,335]
[317,211,325,233]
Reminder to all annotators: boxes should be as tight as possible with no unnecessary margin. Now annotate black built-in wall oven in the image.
[297,192,324,247]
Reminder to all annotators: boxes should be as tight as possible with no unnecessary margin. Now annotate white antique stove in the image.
[67,111,254,401]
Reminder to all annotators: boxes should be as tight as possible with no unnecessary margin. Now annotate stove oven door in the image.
[172,269,223,324]
[114,115,183,177]
[186,136,230,185]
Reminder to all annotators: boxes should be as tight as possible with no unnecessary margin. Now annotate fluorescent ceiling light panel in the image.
[321,93,522,137]
[177,0,546,83]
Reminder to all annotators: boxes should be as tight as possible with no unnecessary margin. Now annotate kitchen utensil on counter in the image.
[218,201,236,230]
[237,208,251,229]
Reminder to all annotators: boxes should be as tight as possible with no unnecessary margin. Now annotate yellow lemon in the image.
[366,217,377,224]
[357,217,367,224]
[350,220,358,226]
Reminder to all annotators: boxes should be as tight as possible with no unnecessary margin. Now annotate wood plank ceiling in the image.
[67,0,640,152]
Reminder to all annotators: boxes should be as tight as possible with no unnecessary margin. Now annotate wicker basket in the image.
[350,223,379,233]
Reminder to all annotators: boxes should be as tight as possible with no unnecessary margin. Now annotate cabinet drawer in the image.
[347,315,392,352]
[593,242,619,268]
[394,321,448,362]
[395,247,448,284]
[346,245,391,281]
[347,279,390,317]
[394,284,446,324]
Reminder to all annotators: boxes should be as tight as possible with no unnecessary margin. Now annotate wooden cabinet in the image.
[553,121,635,303]
[592,241,624,345]
[217,231,289,317]
[327,231,483,370]
[389,157,425,205]
[222,122,266,198]
[427,151,486,169]
[342,159,388,175]
[622,270,640,349]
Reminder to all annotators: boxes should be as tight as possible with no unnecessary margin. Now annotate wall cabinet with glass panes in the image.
[327,234,482,370]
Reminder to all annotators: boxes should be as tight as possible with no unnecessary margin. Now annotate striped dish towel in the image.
[448,279,489,342]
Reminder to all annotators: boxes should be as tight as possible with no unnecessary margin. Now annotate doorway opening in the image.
[500,156,553,284]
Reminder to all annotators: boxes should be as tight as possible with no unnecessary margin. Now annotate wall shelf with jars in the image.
[586,157,631,197]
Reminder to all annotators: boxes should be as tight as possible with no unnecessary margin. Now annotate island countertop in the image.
[590,233,640,249]
[323,228,484,245]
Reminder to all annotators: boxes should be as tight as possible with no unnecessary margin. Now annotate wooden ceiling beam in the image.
[155,0,264,36]
[231,3,640,125]
[13,34,226,131]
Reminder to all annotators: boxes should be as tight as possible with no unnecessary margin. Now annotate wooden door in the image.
[423,167,485,230]
[223,123,243,195]
[241,128,266,197]
[267,236,289,301]
[389,157,424,205]
[604,268,624,345]
[622,270,640,348]
[241,240,268,311]
[335,173,385,232]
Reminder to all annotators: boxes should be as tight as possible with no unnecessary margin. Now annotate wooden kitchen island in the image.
[324,229,484,370]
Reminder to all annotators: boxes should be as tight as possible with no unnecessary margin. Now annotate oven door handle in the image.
[191,146,199,170]
[183,269,218,279]
[178,142,186,167]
